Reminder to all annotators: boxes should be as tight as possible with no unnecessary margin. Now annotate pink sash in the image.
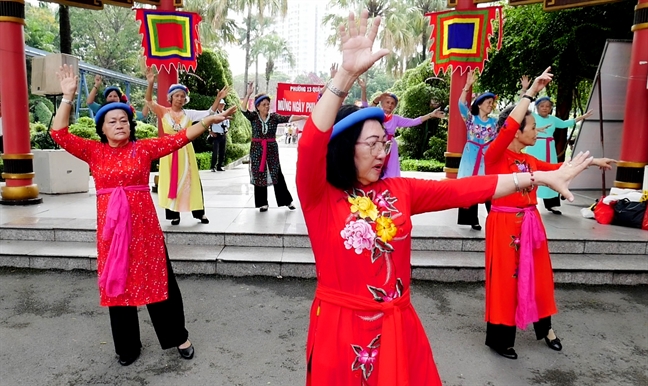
[537,136,554,162]
[491,205,546,329]
[467,140,493,176]
[252,137,276,172]
[168,151,179,199]
[96,185,150,297]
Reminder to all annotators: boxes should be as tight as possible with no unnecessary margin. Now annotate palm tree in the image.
[182,0,238,46]
[243,16,274,94]
[254,34,294,92]
[197,0,288,91]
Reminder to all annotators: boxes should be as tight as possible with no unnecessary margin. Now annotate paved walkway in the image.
[1,141,646,243]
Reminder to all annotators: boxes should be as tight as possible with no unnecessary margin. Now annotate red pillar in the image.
[155,0,178,111]
[444,0,476,179]
[615,0,648,189]
[0,0,42,205]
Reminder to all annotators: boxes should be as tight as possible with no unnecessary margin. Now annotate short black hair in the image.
[497,105,531,132]
[470,96,494,116]
[95,102,137,143]
[326,105,385,190]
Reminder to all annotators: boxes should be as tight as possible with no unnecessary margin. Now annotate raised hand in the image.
[216,85,231,102]
[94,74,102,88]
[208,106,237,125]
[543,151,593,201]
[145,67,156,84]
[520,75,530,91]
[529,67,553,95]
[56,65,78,98]
[246,82,254,96]
[577,110,594,121]
[466,70,477,86]
[338,10,389,79]
[358,78,367,89]
[330,63,339,79]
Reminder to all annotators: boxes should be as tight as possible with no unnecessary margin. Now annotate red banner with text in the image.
[275,83,323,115]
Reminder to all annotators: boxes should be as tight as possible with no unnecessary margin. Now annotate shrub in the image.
[422,137,447,163]
[225,143,250,165]
[135,122,157,139]
[194,152,212,170]
[400,159,444,172]
[69,125,100,140]
[30,122,48,134]
[33,101,53,125]
[31,131,57,149]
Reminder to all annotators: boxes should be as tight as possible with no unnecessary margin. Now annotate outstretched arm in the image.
[459,70,476,106]
[86,75,101,105]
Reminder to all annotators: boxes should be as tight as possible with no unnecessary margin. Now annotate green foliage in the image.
[69,125,99,140]
[69,5,142,75]
[31,131,57,150]
[392,62,450,161]
[135,122,158,140]
[180,49,230,96]
[400,159,444,172]
[30,122,48,134]
[225,143,250,165]
[423,137,447,163]
[24,3,59,52]
[480,2,635,105]
[194,152,212,170]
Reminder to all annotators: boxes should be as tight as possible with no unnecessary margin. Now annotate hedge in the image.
[400,159,444,172]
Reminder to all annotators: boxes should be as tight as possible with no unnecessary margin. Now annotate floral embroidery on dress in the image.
[514,160,535,194]
[466,116,497,142]
[351,334,381,380]
[341,188,404,263]
[509,235,520,252]
[368,279,403,303]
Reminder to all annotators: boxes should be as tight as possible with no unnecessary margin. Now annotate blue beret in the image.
[331,107,385,139]
[94,102,133,126]
[473,92,496,106]
[254,95,271,107]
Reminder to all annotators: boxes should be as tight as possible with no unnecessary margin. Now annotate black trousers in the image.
[543,196,561,210]
[254,167,293,208]
[485,316,552,350]
[457,201,492,226]
[108,253,188,358]
[210,134,227,169]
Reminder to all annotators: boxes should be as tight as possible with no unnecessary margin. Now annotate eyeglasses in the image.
[356,140,392,156]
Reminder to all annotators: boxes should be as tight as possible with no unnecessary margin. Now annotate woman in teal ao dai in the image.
[456,70,499,230]
[525,97,592,214]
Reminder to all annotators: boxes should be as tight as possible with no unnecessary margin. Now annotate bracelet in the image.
[200,119,208,130]
[61,98,74,106]
[462,87,469,92]
[326,80,349,98]
[521,94,536,102]
[512,173,520,192]
[529,171,536,189]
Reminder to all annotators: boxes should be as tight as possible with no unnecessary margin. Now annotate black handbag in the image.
[612,198,646,229]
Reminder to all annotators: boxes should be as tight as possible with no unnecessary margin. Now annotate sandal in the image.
[200,216,209,224]
[259,205,269,212]
[171,219,180,225]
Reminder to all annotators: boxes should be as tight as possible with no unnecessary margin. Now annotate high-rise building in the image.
[273,1,336,80]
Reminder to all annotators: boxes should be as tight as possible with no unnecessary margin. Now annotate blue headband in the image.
[535,96,553,106]
[331,107,385,139]
[103,86,123,99]
[168,84,189,97]
[94,102,133,125]
[255,95,270,107]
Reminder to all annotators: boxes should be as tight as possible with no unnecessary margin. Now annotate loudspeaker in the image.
[31,54,79,96]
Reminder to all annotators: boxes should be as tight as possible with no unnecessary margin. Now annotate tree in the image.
[182,0,238,46]
[253,34,294,92]
[58,5,72,54]
[69,5,142,75]
[479,2,635,160]
[24,3,59,52]
[242,15,274,94]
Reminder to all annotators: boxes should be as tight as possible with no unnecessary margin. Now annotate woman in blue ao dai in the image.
[456,70,499,230]
[525,97,592,214]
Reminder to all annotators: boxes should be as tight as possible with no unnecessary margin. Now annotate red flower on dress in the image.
[351,334,381,380]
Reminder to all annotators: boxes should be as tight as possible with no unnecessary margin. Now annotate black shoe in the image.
[259,205,269,212]
[548,208,562,215]
[118,350,140,366]
[210,168,216,172]
[200,216,209,224]
[216,167,225,171]
[171,219,180,225]
[490,346,518,360]
[545,336,562,351]
[471,224,482,231]
[288,204,296,210]
[178,343,194,360]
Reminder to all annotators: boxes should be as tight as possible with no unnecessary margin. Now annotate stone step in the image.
[1,240,646,285]
[1,227,646,255]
